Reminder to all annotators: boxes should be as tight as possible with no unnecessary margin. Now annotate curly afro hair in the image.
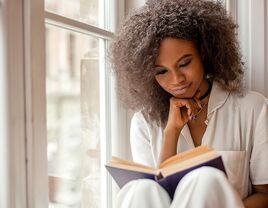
[109,0,244,125]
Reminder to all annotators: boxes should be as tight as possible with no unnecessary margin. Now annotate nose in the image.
[170,70,185,85]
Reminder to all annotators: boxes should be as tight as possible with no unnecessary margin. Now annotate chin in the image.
[172,91,196,99]
[172,94,192,99]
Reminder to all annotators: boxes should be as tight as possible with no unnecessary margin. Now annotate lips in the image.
[170,83,191,95]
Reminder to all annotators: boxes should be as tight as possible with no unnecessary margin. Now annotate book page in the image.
[107,156,158,175]
[159,146,212,168]
[160,151,219,177]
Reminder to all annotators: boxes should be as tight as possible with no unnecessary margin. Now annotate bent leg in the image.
[116,179,171,208]
[170,167,244,208]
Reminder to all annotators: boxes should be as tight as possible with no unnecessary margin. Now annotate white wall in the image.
[227,0,268,96]
[125,0,146,15]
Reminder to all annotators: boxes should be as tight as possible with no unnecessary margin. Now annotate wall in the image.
[125,0,145,15]
[226,0,268,96]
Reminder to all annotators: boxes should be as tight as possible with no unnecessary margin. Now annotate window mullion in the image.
[24,0,48,207]
[45,11,114,40]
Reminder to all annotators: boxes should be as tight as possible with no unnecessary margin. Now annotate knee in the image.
[180,166,228,189]
[117,179,171,207]
[196,166,227,184]
[172,167,243,208]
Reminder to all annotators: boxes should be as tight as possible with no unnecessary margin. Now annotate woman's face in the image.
[154,38,209,99]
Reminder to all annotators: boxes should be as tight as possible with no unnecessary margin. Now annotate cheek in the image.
[196,61,205,76]
[189,63,205,80]
[155,77,167,89]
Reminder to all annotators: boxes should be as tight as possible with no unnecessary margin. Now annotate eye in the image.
[178,58,192,68]
[155,67,168,75]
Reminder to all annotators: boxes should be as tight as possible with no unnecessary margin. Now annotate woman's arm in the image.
[158,127,182,165]
[243,184,268,208]
[130,112,155,167]
[158,97,201,165]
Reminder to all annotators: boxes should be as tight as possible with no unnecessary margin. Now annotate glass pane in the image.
[46,24,103,207]
[45,0,101,28]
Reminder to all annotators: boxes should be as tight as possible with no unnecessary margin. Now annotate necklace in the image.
[190,101,208,121]
[190,83,212,121]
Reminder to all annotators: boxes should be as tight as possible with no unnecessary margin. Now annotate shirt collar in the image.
[207,81,230,117]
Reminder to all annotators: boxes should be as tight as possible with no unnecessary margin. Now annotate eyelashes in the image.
[155,68,168,75]
[179,59,191,67]
[154,58,192,76]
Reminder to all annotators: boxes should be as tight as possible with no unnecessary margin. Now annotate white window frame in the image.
[0,0,126,207]
[0,1,29,207]
[24,0,48,207]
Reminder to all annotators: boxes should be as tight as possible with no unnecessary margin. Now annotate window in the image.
[45,0,100,28]
[45,0,118,207]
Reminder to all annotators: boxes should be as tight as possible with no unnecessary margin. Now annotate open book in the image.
[105,146,226,199]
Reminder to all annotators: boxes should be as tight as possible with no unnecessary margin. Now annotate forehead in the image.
[156,38,198,64]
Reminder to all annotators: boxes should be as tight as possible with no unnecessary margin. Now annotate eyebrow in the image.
[155,54,192,68]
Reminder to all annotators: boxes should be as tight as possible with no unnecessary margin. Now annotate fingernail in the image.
[190,114,197,120]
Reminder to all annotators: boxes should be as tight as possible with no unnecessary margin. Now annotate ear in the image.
[205,73,213,80]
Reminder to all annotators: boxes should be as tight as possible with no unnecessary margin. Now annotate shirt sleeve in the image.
[130,112,155,167]
[250,98,268,185]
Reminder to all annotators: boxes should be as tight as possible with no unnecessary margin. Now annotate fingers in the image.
[170,97,201,120]
[166,96,202,131]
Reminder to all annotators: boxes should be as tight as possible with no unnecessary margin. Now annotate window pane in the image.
[46,24,103,207]
[45,0,101,28]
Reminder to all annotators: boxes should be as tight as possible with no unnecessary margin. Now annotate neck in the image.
[199,82,212,100]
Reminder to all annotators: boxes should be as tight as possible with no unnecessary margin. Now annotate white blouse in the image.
[130,82,268,199]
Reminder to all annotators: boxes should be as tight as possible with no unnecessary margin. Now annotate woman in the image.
[110,0,268,207]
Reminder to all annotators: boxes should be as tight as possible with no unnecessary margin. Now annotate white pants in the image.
[116,167,245,208]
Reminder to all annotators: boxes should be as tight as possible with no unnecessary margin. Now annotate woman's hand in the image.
[165,90,202,134]
[165,96,202,133]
